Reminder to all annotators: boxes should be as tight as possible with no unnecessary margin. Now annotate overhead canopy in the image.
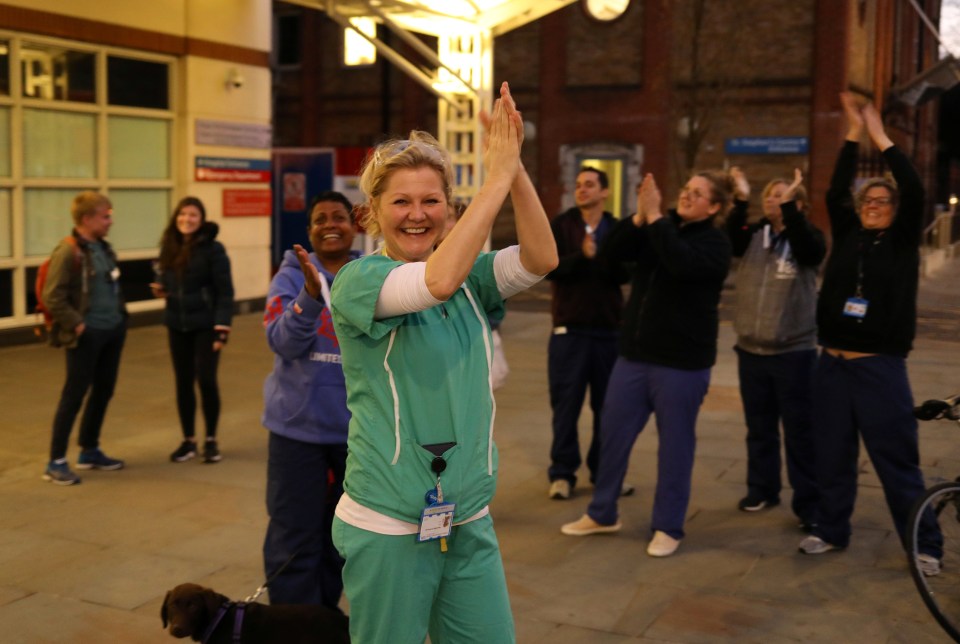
[277,0,580,205]
[280,0,578,37]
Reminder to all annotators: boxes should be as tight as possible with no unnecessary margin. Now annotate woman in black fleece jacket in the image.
[798,93,942,576]
[561,170,732,558]
[152,197,235,464]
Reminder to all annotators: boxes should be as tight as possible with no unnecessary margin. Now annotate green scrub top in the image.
[331,252,506,524]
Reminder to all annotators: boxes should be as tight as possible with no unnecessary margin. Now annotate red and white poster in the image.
[223,189,272,217]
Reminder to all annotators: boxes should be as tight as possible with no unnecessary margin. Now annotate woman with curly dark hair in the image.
[152,197,234,464]
[561,170,734,557]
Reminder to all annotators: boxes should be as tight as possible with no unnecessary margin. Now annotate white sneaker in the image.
[549,479,571,500]
[647,530,681,557]
[798,535,838,555]
[917,553,941,577]
[560,514,621,536]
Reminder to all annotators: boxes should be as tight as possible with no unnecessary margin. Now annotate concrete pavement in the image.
[1,260,959,643]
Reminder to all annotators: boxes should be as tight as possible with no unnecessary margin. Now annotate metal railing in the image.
[923,197,960,254]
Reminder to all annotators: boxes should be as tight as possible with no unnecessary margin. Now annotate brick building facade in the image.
[272,0,949,245]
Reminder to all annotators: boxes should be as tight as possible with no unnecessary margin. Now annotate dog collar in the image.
[200,602,231,644]
[232,602,246,644]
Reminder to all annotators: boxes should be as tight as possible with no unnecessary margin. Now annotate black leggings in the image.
[167,327,221,440]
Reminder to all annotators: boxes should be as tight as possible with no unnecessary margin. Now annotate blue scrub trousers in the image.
[736,347,819,522]
[264,432,347,608]
[811,351,941,557]
[587,357,710,540]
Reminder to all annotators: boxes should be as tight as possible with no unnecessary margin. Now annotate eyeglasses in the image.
[680,187,710,201]
[862,197,893,207]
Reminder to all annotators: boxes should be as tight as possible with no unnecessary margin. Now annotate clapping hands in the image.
[479,82,523,184]
[730,166,750,201]
[840,91,894,150]
[293,243,323,300]
[780,168,804,204]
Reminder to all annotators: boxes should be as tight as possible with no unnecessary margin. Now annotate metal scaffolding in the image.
[279,0,576,202]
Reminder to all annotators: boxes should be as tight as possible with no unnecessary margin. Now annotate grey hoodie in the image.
[728,201,826,355]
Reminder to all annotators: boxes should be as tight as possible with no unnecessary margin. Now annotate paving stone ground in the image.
[0,259,958,643]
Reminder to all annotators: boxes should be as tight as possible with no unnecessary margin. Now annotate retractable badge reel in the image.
[419,456,456,552]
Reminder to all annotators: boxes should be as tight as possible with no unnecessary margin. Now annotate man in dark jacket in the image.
[545,167,627,500]
[42,191,127,486]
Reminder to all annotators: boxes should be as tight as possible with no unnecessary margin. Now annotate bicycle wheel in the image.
[908,481,960,642]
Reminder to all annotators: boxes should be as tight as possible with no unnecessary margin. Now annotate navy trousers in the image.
[587,357,710,540]
[547,331,618,487]
[811,352,941,557]
[49,324,126,460]
[736,347,818,522]
[264,432,348,608]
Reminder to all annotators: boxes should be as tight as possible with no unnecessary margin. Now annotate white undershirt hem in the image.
[335,491,490,535]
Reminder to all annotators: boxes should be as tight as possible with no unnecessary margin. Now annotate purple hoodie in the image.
[261,248,361,444]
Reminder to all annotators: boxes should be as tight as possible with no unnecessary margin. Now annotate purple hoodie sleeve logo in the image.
[263,295,284,326]
[317,308,339,348]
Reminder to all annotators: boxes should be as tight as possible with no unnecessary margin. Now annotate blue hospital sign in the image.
[725,137,809,155]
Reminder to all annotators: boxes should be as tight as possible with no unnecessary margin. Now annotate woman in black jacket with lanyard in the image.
[152,197,235,464]
[798,93,942,577]
[561,170,733,557]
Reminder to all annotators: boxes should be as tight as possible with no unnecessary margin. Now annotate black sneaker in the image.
[43,459,81,486]
[738,494,779,512]
[203,439,221,463]
[170,441,197,462]
[76,448,124,471]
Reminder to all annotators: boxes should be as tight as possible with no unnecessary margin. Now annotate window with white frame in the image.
[0,33,175,325]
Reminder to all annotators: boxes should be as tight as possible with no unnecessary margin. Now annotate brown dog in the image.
[161,582,349,644]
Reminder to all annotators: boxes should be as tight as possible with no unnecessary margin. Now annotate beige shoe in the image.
[646,530,680,557]
[561,514,622,536]
[549,479,571,500]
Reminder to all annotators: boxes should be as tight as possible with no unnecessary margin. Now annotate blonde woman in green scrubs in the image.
[327,82,557,643]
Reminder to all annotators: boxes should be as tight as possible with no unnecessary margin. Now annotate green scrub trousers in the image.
[332,514,515,643]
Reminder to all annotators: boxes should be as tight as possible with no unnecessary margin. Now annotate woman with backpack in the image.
[151,197,234,464]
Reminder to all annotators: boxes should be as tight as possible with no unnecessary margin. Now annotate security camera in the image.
[226,69,245,90]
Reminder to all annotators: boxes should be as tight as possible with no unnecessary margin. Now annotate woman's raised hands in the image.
[730,166,750,201]
[635,173,663,226]
[780,168,804,204]
[481,82,523,183]
[840,91,864,142]
[862,101,894,151]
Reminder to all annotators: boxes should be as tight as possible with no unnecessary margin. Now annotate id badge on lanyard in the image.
[418,455,455,551]
[842,297,868,319]
[843,237,873,321]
